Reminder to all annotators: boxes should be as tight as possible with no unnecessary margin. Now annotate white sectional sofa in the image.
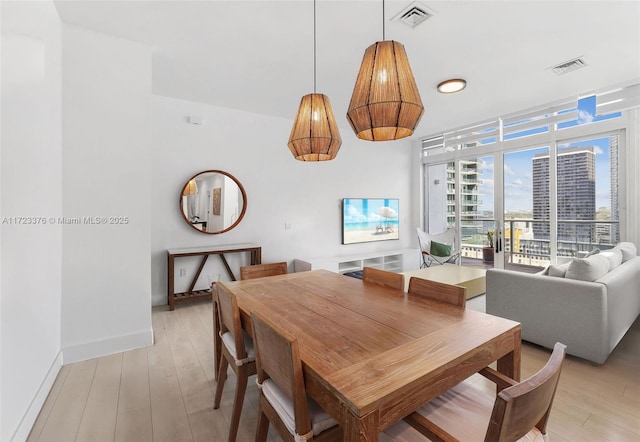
[486,242,640,364]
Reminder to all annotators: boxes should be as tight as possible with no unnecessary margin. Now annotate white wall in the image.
[151,96,416,305]
[0,2,63,440]
[61,25,153,362]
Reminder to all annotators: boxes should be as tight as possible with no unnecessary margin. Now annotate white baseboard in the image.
[11,330,153,441]
[11,351,63,442]
[62,328,154,364]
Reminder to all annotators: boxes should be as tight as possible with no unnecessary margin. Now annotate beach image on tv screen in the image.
[343,198,399,244]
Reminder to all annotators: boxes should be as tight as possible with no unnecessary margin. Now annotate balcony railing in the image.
[459,218,620,269]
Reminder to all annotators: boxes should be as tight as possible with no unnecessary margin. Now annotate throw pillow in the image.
[537,265,550,276]
[619,242,637,262]
[565,254,610,282]
[585,248,600,257]
[430,240,451,257]
[548,263,570,277]
[600,247,623,270]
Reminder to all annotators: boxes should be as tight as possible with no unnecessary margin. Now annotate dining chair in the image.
[407,277,466,308]
[250,310,343,442]
[389,342,567,442]
[213,283,257,442]
[239,261,288,280]
[362,267,405,292]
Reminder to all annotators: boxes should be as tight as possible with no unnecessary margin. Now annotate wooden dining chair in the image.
[250,310,343,442]
[239,261,288,280]
[391,342,567,442]
[213,283,257,442]
[407,277,466,308]
[362,267,405,292]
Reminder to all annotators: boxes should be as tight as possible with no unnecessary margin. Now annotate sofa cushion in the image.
[585,248,600,257]
[565,254,610,281]
[548,263,570,277]
[600,247,623,270]
[619,242,637,262]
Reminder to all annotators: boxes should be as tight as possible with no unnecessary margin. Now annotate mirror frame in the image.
[179,169,248,234]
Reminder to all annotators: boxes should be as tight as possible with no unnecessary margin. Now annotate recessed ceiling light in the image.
[437,79,467,94]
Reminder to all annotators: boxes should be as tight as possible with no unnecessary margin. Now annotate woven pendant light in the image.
[182,179,198,196]
[288,93,342,161]
[287,0,341,161]
[346,2,424,141]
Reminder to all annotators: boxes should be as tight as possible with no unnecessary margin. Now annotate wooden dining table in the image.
[214,269,521,442]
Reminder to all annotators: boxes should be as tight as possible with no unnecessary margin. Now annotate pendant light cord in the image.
[382,0,385,41]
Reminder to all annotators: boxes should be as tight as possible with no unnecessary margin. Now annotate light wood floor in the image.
[28,300,639,442]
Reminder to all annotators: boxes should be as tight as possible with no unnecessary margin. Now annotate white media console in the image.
[294,248,420,274]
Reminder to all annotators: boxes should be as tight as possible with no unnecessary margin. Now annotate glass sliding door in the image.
[504,146,551,269]
[427,157,495,265]
[459,156,495,264]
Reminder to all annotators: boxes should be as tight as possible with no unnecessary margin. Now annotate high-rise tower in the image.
[532,146,596,243]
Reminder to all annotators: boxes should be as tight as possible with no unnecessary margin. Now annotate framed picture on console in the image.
[342,198,399,245]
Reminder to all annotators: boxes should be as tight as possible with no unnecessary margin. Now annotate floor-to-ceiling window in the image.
[421,84,635,270]
[504,146,550,267]
[554,135,620,257]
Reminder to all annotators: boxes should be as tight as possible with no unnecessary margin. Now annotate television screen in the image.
[342,198,400,245]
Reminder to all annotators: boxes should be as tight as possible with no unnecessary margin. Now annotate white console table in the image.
[294,248,419,275]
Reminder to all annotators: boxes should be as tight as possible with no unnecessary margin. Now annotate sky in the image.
[343,198,399,224]
[475,96,619,214]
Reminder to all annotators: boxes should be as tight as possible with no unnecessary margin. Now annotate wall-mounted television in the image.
[342,198,400,245]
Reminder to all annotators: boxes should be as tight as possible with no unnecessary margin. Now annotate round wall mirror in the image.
[179,170,247,234]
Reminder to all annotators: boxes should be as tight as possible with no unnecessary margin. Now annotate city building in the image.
[532,146,596,247]
[610,135,620,243]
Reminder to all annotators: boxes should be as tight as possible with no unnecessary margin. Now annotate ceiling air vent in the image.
[392,2,435,28]
[550,57,587,76]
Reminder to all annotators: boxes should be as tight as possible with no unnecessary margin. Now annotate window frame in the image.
[420,93,632,265]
